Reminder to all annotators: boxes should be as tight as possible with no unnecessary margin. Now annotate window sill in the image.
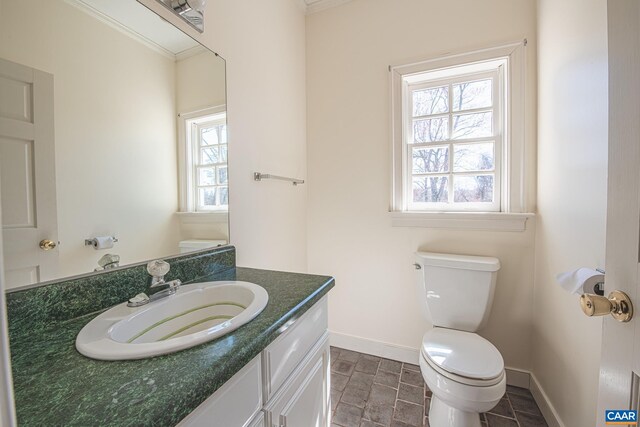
[176,211,229,224]
[390,211,534,231]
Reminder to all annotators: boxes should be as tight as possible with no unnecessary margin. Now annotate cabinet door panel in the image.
[266,336,330,427]
[263,298,328,401]
[280,357,324,427]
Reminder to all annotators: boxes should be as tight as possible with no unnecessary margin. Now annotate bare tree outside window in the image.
[408,75,497,208]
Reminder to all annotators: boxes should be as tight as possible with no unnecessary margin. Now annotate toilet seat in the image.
[421,328,504,387]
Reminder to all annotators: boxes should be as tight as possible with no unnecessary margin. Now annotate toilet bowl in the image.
[420,328,505,427]
[415,252,505,426]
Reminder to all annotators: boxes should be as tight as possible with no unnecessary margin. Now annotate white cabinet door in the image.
[0,58,58,288]
[177,356,262,427]
[266,336,329,427]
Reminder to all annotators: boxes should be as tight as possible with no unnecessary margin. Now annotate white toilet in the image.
[415,252,505,427]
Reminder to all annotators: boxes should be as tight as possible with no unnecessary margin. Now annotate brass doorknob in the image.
[39,239,57,251]
[580,291,633,322]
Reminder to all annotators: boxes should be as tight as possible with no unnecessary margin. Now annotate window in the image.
[178,107,228,212]
[391,42,527,217]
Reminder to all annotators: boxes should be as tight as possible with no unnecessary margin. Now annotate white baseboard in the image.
[330,331,530,389]
[330,331,420,364]
[529,373,565,427]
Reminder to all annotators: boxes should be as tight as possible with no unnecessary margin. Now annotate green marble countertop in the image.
[9,267,334,427]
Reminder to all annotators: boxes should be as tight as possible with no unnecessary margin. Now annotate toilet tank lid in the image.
[415,252,500,272]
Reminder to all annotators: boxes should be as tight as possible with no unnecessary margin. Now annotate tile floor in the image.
[330,346,548,427]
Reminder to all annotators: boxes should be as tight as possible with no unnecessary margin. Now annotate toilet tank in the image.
[416,252,500,332]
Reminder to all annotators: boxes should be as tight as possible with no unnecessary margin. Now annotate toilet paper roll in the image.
[93,236,115,250]
[556,268,604,295]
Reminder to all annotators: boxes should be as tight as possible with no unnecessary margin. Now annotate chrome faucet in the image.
[127,260,182,307]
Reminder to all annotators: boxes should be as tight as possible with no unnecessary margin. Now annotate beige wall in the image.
[533,0,608,425]
[140,0,309,273]
[306,0,538,371]
[0,0,181,280]
[176,50,226,113]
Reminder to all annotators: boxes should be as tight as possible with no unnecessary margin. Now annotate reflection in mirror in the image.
[0,0,228,289]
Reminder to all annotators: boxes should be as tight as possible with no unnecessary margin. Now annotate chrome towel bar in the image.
[254,172,305,186]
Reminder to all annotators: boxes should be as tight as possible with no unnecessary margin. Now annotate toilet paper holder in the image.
[84,236,118,247]
[593,268,605,296]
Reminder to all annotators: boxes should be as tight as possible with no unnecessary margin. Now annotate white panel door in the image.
[597,0,640,422]
[0,58,58,288]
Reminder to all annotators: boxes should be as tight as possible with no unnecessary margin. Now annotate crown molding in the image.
[303,0,354,15]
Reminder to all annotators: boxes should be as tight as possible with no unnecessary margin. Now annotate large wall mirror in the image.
[0,0,229,290]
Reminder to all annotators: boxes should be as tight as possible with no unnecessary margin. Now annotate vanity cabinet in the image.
[178,297,330,427]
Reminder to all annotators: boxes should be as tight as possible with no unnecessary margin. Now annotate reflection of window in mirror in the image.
[178,107,228,213]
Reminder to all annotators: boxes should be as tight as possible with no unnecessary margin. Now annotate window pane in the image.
[217,166,228,184]
[412,146,449,174]
[200,147,220,165]
[413,86,448,116]
[198,187,217,207]
[220,125,228,144]
[201,127,218,146]
[219,186,228,205]
[453,143,494,172]
[452,111,492,139]
[198,168,216,185]
[413,176,448,203]
[219,145,228,162]
[454,175,494,203]
[413,117,449,142]
[452,79,492,112]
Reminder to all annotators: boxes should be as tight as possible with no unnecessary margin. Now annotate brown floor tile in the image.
[334,403,363,427]
[364,402,394,426]
[516,410,548,427]
[349,371,375,391]
[368,383,398,406]
[507,385,532,397]
[332,388,342,411]
[393,400,423,426]
[342,385,371,408]
[402,363,421,372]
[485,413,519,427]
[333,373,350,391]
[487,397,515,419]
[333,359,356,376]
[397,383,423,405]
[400,368,424,387]
[374,370,400,388]
[508,393,543,417]
[330,348,548,427]
[356,354,381,374]
[339,349,362,363]
[380,358,403,374]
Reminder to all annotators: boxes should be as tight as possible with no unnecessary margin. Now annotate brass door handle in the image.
[39,239,57,251]
[580,291,633,322]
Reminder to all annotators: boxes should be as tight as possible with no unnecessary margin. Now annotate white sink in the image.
[76,281,268,360]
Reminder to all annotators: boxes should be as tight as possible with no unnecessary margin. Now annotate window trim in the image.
[177,105,227,213]
[390,41,528,219]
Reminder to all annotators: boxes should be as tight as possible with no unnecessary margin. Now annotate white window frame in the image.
[404,67,504,212]
[390,42,530,229]
[177,105,228,214]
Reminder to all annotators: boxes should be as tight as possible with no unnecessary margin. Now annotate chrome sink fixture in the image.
[76,279,269,360]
